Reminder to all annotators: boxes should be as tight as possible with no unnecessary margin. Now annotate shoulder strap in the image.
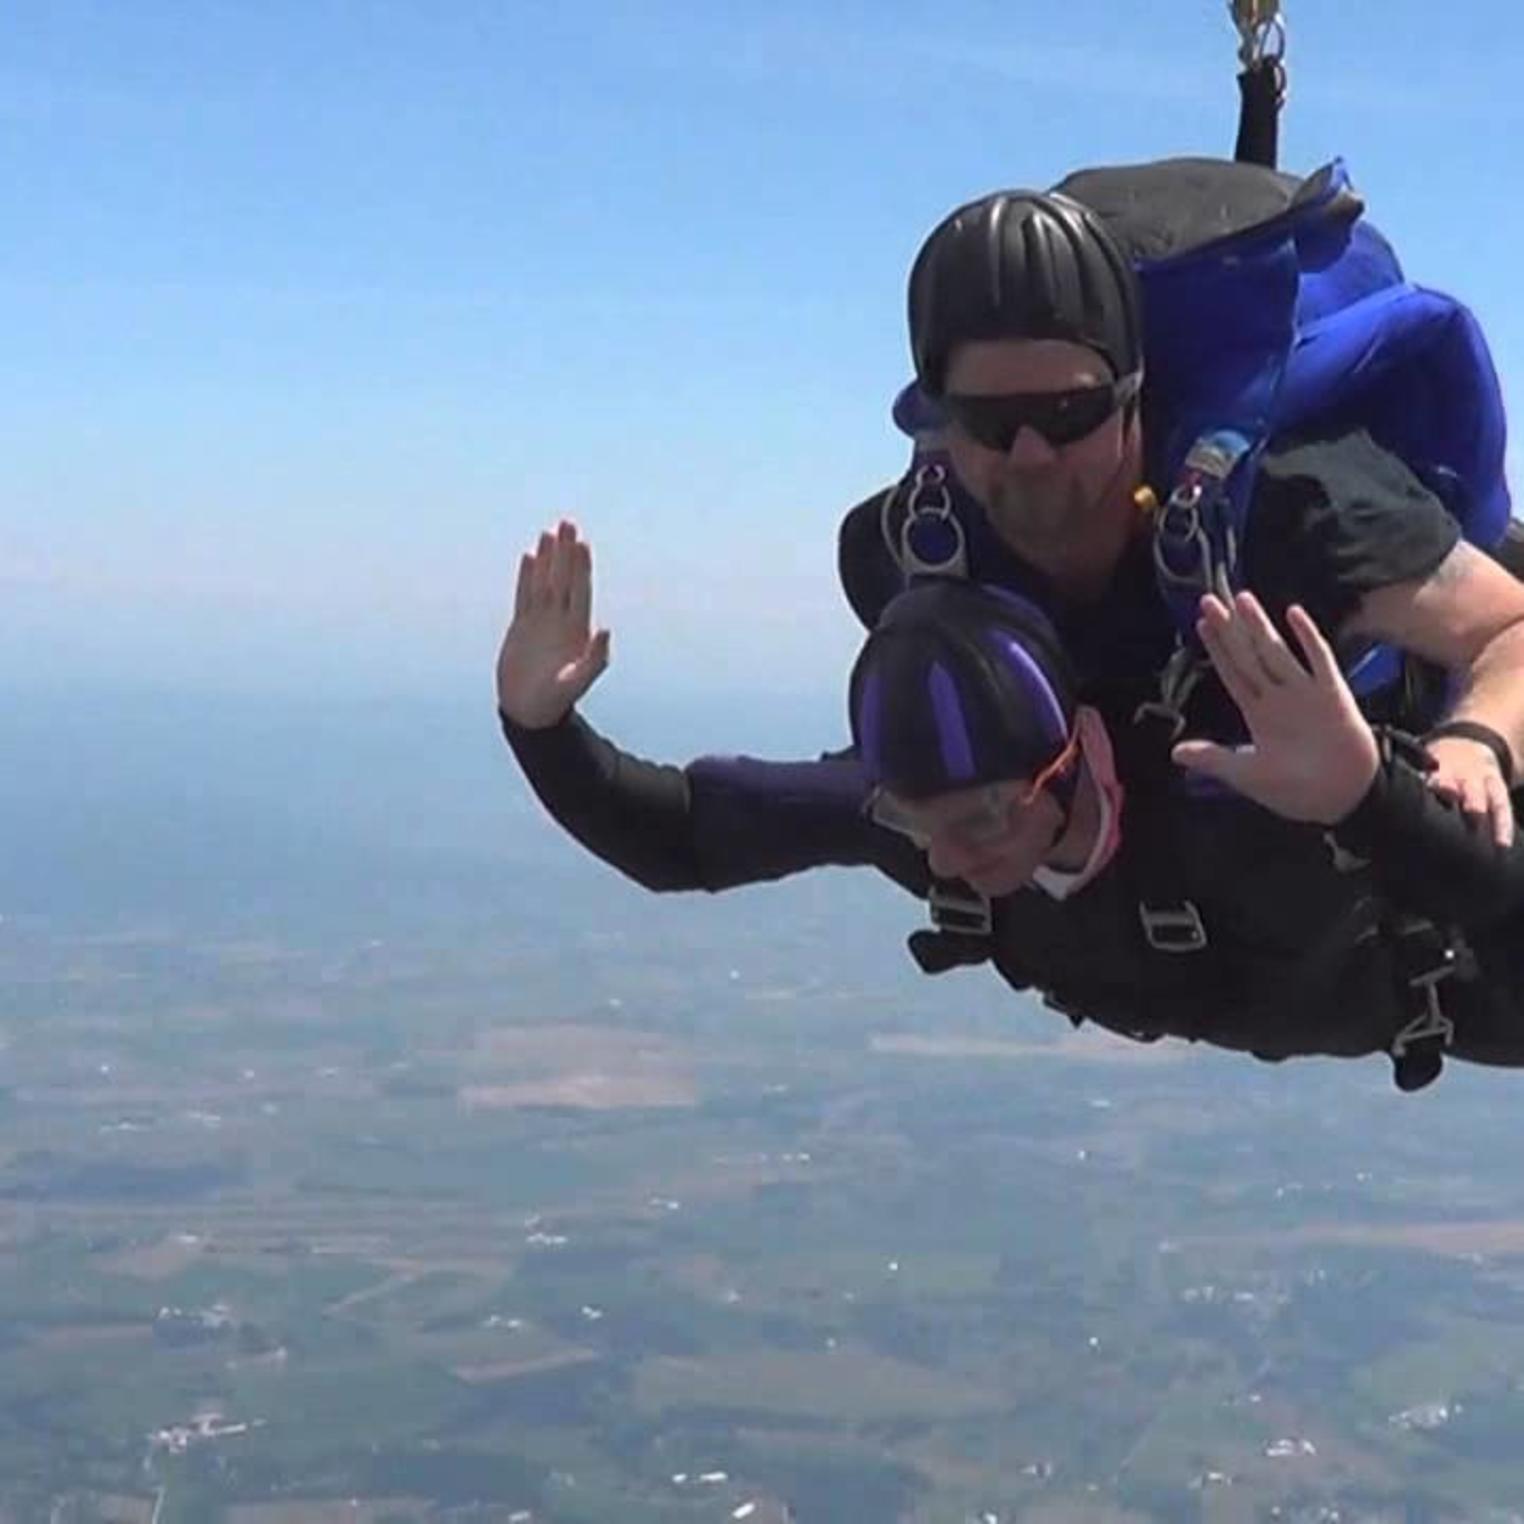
[837,483,904,631]
[1231,1,1287,169]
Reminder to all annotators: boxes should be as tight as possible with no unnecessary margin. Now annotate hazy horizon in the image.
[6,0,1522,708]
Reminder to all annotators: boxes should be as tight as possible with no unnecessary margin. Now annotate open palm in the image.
[1172,592,1380,824]
[496,519,611,729]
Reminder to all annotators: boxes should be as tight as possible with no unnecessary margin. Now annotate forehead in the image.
[945,339,1112,395]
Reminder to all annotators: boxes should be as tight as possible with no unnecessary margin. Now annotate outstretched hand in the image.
[496,519,611,729]
[1172,592,1380,824]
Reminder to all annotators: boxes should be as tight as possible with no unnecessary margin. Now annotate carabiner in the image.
[1228,0,1286,70]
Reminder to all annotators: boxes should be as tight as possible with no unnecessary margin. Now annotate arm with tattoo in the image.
[1347,542,1524,845]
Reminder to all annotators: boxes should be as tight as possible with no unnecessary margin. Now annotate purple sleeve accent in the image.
[856,669,884,776]
[995,632,1068,746]
[502,706,913,895]
[928,661,976,783]
[690,752,871,805]
[686,751,924,890]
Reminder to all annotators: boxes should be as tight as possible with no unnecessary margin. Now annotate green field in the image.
[7,913,1524,1523]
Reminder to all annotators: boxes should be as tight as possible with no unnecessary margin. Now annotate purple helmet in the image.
[849,579,1079,802]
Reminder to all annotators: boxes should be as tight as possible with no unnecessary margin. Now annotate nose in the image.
[1005,424,1058,469]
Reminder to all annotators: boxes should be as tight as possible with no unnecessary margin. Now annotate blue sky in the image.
[4,0,1522,712]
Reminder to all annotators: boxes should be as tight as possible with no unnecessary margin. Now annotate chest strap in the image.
[907,879,996,974]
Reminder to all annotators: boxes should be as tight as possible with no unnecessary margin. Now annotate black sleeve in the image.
[1331,735,1524,929]
[500,709,929,896]
[1243,428,1462,636]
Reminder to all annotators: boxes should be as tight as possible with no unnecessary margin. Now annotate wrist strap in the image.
[1424,720,1515,787]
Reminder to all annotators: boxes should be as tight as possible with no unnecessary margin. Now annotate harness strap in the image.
[1153,430,1255,633]
[1386,918,1477,1092]
[1230,0,1287,170]
[908,927,997,975]
[906,878,996,975]
[927,879,992,937]
[1235,58,1285,169]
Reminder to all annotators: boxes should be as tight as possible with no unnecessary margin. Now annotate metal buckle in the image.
[1395,920,1475,1054]
[1153,492,1240,602]
[1154,430,1252,601]
[929,883,993,938]
[1139,901,1209,954]
[1390,1000,1453,1058]
[1133,646,1207,744]
[1132,697,1189,745]
[1228,0,1286,68]
[893,460,968,579]
[1391,938,1473,1056]
[1152,482,1212,593]
[1323,833,1370,875]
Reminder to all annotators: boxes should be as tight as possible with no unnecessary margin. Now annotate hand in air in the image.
[1172,592,1380,824]
[496,520,611,729]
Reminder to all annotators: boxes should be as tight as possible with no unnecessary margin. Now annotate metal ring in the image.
[1251,15,1287,65]
[1238,16,1286,68]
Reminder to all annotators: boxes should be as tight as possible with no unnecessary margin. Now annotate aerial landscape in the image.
[7,693,1524,1524]
[11,3,1524,1519]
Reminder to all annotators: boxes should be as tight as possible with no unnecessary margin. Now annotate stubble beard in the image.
[985,445,1141,598]
[986,472,1089,564]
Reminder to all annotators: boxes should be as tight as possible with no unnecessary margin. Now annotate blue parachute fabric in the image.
[1276,285,1511,542]
[1134,159,1510,693]
[1140,160,1511,547]
[1137,173,1329,486]
[1294,220,1402,322]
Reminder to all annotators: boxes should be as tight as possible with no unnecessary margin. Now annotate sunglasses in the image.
[869,727,1083,850]
[942,372,1142,452]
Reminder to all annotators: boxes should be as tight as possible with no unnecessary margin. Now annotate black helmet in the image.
[908,190,1143,397]
[849,579,1079,802]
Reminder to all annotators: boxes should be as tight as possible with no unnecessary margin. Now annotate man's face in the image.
[873,778,1067,899]
[942,339,1143,590]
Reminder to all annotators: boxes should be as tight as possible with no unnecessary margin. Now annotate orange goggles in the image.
[868,726,1083,849]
